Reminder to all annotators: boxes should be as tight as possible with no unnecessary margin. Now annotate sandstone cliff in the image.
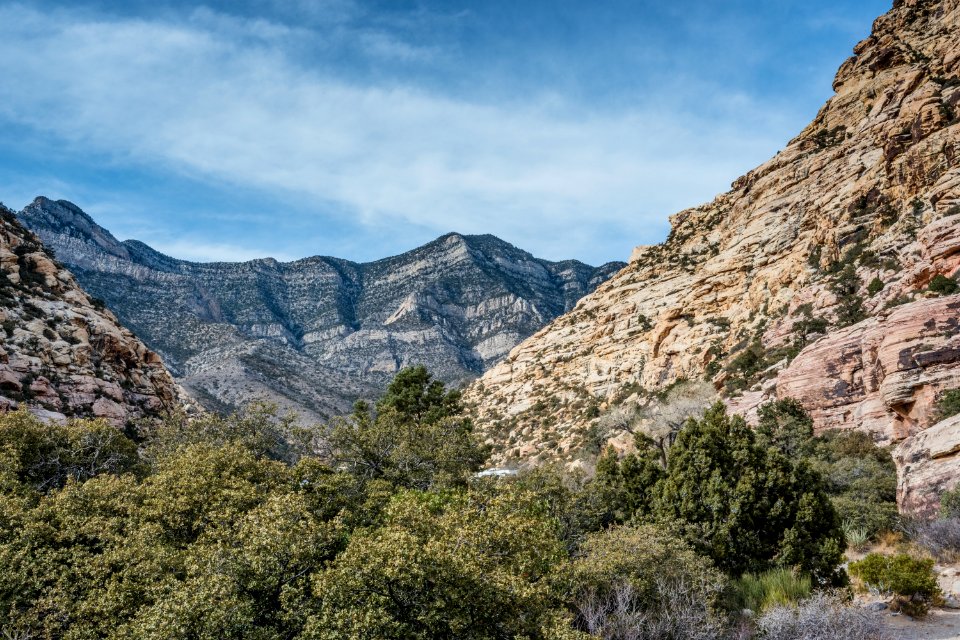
[0,205,178,426]
[467,0,960,513]
[19,198,623,421]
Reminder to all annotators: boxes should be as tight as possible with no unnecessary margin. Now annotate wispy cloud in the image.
[0,3,800,262]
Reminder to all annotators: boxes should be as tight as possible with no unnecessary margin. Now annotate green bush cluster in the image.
[848,553,940,616]
[0,369,858,639]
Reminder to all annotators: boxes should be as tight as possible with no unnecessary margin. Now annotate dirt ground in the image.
[882,609,960,639]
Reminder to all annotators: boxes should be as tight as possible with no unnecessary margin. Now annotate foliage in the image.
[653,403,845,583]
[756,398,814,459]
[0,409,139,492]
[848,553,940,616]
[867,277,884,296]
[906,517,960,563]
[146,401,314,464]
[756,592,888,640]
[327,366,488,490]
[306,486,567,640]
[727,568,812,613]
[843,521,870,552]
[928,273,959,296]
[809,430,898,538]
[936,388,960,421]
[830,264,866,327]
[941,485,960,518]
[569,524,726,640]
[589,439,665,527]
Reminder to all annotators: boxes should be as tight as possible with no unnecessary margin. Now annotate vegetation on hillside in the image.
[0,367,894,639]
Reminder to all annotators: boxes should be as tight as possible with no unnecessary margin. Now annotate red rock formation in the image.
[0,208,179,426]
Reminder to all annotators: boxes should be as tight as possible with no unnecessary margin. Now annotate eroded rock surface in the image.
[0,207,178,426]
[466,0,960,511]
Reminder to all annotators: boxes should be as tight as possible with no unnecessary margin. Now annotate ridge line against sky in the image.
[0,0,889,264]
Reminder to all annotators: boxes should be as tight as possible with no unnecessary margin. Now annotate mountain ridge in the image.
[19,196,624,421]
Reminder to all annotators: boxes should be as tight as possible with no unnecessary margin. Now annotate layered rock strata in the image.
[466,0,960,511]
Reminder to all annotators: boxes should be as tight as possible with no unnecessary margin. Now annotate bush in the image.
[844,521,870,552]
[941,485,960,518]
[653,403,845,583]
[867,278,885,296]
[907,517,960,562]
[810,430,899,538]
[756,593,889,640]
[848,553,940,616]
[936,389,960,421]
[569,524,726,640]
[728,568,812,614]
[928,274,959,296]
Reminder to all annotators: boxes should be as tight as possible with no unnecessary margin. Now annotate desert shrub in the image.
[843,521,870,552]
[941,485,960,518]
[653,403,845,583]
[327,366,488,490]
[147,401,315,464]
[809,430,898,538]
[936,388,960,421]
[756,398,814,459]
[756,593,889,640]
[867,278,884,296]
[307,487,567,640]
[907,517,960,562]
[569,524,726,640]
[728,568,812,614]
[0,409,139,492]
[928,273,959,296]
[848,553,940,617]
[831,264,866,327]
[724,339,768,393]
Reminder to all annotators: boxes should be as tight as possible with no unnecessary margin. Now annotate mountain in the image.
[0,204,178,425]
[18,197,624,421]
[467,0,960,513]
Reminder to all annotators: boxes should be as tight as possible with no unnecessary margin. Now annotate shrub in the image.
[843,521,871,552]
[867,278,884,296]
[848,553,940,616]
[653,403,845,583]
[810,430,899,538]
[907,517,960,563]
[756,593,889,640]
[728,568,812,614]
[831,264,866,327]
[928,274,959,296]
[570,524,726,640]
[941,486,960,518]
[936,389,960,421]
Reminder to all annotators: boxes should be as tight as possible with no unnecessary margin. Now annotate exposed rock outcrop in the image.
[0,206,178,426]
[19,198,623,420]
[467,0,960,511]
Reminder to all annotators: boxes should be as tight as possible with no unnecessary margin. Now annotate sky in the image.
[0,0,890,265]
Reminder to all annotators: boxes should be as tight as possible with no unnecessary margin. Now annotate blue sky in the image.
[0,0,889,264]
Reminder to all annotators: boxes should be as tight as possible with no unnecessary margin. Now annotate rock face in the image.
[0,206,178,426]
[466,0,960,511]
[19,198,623,422]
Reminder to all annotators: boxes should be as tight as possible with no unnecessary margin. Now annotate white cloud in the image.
[148,239,298,263]
[0,3,800,262]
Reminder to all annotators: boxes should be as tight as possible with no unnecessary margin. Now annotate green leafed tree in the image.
[328,366,488,490]
[653,403,845,583]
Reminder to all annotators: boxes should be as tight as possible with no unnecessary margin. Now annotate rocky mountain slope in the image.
[19,198,623,421]
[0,205,178,426]
[467,0,960,513]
